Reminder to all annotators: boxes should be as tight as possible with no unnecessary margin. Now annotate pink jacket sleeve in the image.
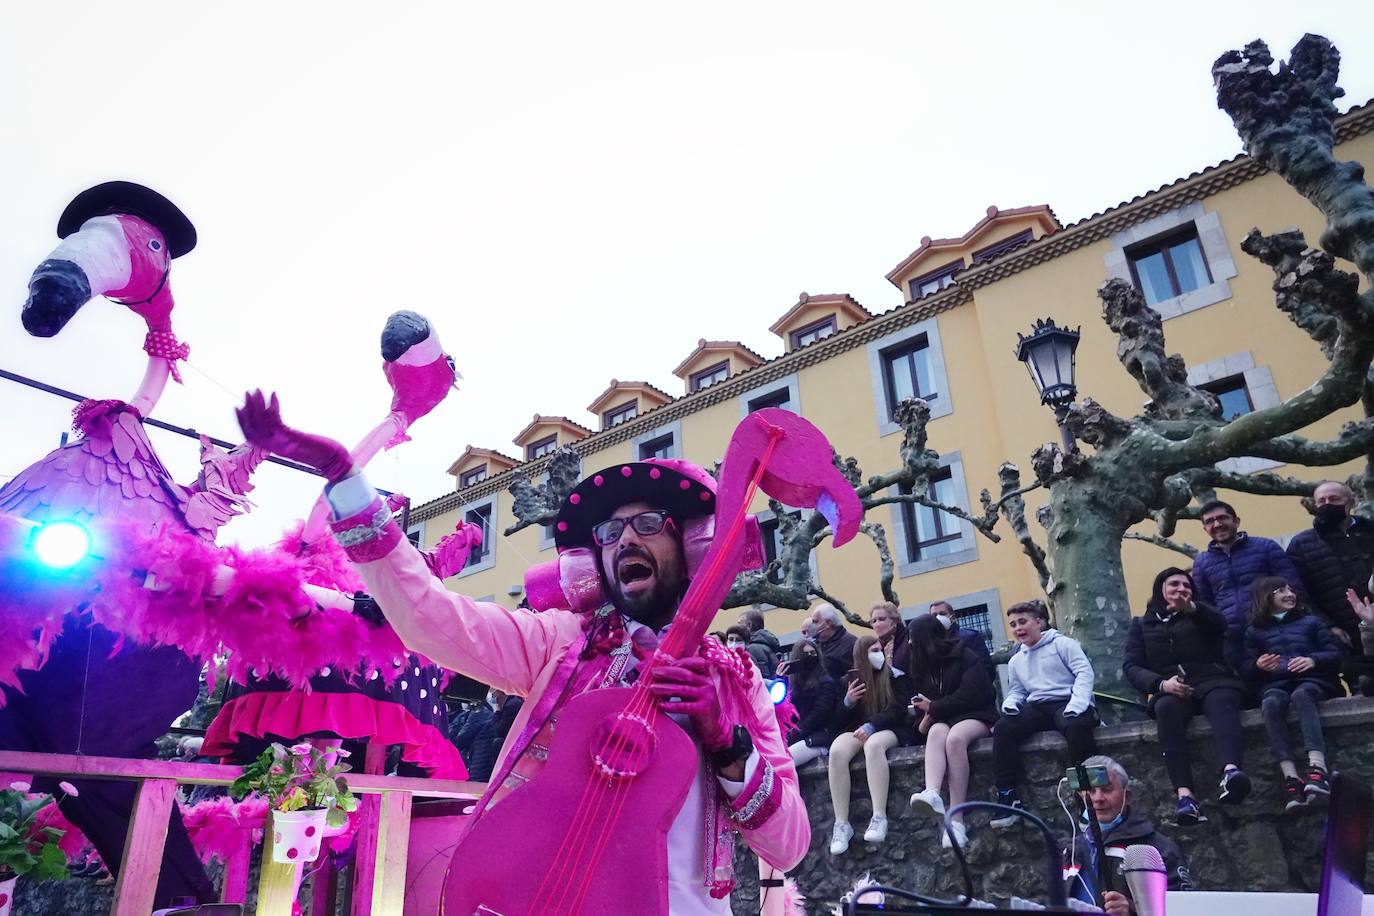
[332,499,578,697]
[725,671,812,871]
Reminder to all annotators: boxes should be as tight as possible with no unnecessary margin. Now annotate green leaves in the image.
[0,788,69,882]
[227,742,358,821]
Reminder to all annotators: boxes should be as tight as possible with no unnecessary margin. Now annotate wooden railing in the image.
[0,750,485,916]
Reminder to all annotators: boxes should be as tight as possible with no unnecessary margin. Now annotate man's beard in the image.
[605,556,687,628]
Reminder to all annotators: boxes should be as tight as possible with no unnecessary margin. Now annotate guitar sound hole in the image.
[591,711,657,780]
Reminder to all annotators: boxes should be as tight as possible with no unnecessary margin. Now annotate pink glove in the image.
[646,655,733,751]
[236,390,355,483]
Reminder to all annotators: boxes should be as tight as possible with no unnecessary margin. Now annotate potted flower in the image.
[0,782,72,915]
[229,742,358,864]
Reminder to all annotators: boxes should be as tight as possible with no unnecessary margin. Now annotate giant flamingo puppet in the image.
[0,184,474,907]
[0,181,229,905]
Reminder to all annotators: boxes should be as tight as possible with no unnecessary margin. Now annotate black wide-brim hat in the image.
[553,458,716,550]
[57,181,197,259]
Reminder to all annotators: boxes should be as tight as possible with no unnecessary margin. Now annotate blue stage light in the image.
[31,520,93,570]
[767,677,789,705]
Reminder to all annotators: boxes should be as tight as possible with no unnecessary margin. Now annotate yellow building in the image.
[405,101,1374,652]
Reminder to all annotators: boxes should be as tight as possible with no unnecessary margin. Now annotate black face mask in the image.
[793,654,818,671]
[1314,504,1349,529]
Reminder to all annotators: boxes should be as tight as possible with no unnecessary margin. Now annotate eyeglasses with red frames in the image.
[591,509,676,547]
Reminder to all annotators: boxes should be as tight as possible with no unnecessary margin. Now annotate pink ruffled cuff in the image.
[725,754,781,831]
[329,498,403,563]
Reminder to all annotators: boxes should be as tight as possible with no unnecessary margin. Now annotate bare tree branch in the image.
[860,521,898,606]
[1123,532,1200,559]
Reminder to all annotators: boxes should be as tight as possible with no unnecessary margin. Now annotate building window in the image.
[880,336,937,419]
[527,435,558,460]
[459,466,488,488]
[898,469,963,563]
[603,401,638,429]
[758,511,800,584]
[405,523,424,549]
[954,603,995,652]
[464,503,493,569]
[1127,226,1213,306]
[639,433,675,460]
[689,361,730,392]
[908,260,963,301]
[1200,374,1255,421]
[971,229,1033,265]
[747,387,792,414]
[789,316,837,349]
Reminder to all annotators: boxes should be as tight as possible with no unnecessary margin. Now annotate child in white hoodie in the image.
[989,600,1098,828]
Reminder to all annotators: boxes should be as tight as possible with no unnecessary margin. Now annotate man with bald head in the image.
[1286,480,1374,664]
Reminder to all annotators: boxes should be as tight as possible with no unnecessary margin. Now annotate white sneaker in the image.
[829,821,854,855]
[909,787,946,818]
[863,814,889,843]
[941,820,968,849]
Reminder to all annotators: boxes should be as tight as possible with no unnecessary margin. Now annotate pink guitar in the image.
[444,408,861,916]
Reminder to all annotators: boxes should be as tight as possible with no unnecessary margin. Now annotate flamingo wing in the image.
[179,437,267,539]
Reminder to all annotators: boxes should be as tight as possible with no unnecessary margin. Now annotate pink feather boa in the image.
[179,796,360,865]
[0,519,438,703]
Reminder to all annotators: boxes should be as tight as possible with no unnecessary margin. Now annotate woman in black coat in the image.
[1243,575,1344,810]
[781,637,839,767]
[904,614,997,849]
[1123,567,1249,825]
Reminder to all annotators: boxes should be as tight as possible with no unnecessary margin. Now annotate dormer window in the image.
[971,229,1033,265]
[689,361,730,392]
[909,260,963,301]
[603,401,638,428]
[789,316,837,349]
[459,466,488,488]
[527,435,558,460]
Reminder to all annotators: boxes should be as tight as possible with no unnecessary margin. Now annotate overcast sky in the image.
[3,1,1373,548]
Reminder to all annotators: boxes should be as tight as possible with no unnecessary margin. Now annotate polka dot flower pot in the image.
[0,874,16,916]
[271,808,329,864]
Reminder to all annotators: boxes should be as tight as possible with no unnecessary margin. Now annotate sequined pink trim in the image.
[329,499,403,562]
[727,756,781,831]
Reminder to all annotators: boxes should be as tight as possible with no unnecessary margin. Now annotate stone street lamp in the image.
[1016,317,1081,452]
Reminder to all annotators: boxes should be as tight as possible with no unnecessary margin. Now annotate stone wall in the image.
[732,697,1374,915]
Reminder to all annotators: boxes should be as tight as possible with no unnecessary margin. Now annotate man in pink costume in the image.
[238,392,810,915]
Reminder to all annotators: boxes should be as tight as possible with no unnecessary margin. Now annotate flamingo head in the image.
[22,182,194,338]
[380,310,459,427]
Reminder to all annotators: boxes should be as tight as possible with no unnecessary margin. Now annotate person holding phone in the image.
[1243,576,1344,810]
[780,637,839,767]
[904,614,998,849]
[825,634,915,853]
[1123,567,1250,825]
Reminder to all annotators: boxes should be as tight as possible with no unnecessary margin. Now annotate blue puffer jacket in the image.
[1241,609,1344,698]
[1191,533,1309,640]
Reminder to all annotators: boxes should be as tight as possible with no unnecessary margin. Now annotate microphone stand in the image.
[1076,763,1109,911]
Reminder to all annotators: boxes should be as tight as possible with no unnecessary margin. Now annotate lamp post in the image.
[1015,318,1081,453]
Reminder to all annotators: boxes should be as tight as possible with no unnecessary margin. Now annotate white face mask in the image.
[486,691,499,710]
[726,638,744,650]
[867,649,886,671]
[937,614,955,630]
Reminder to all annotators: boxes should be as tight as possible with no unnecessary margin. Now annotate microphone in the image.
[1122,844,1168,916]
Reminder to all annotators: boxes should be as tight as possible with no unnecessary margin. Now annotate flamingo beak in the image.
[381,310,432,362]
[22,259,92,337]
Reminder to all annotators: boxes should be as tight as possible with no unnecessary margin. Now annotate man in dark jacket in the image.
[736,608,781,678]
[1191,500,1308,666]
[808,603,857,682]
[1285,481,1374,660]
[930,601,994,675]
[1066,756,1193,916]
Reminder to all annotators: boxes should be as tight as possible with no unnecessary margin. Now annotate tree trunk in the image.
[1042,477,1133,699]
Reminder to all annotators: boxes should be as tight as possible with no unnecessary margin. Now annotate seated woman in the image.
[869,601,908,670]
[781,637,839,768]
[1243,576,1344,810]
[1123,567,1250,825]
[826,634,914,854]
[904,614,997,849]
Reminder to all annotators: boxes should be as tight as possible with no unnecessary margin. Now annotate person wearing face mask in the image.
[825,635,915,853]
[1286,481,1374,673]
[781,637,839,767]
[929,600,994,677]
[1064,756,1193,916]
[1123,568,1249,826]
[868,601,908,671]
[1243,576,1344,809]
[452,693,498,781]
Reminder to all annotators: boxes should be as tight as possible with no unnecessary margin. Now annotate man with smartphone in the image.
[1065,756,1193,916]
